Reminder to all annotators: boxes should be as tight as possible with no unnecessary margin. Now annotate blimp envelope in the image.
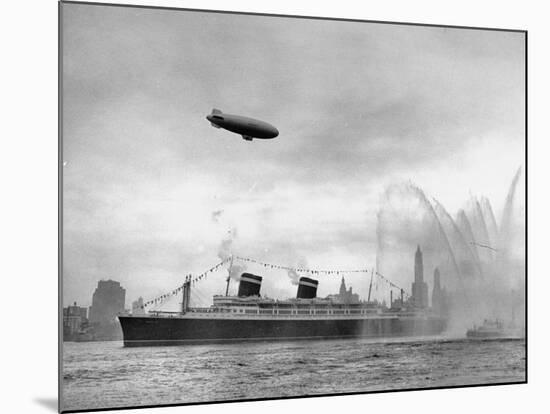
[206,109,279,141]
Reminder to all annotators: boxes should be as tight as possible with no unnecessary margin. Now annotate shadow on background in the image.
[34,398,58,412]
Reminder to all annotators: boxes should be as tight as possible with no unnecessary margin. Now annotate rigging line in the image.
[232,255,370,274]
[232,255,409,298]
[143,258,230,306]
[470,241,499,252]
[190,287,209,306]
[375,271,411,298]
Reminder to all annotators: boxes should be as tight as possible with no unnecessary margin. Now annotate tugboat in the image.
[466,319,508,338]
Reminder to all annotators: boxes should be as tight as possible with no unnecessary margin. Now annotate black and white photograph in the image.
[60,1,526,412]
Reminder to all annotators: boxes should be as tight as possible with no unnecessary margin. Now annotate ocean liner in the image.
[119,248,448,346]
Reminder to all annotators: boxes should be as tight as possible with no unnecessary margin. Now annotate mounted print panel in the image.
[60,1,526,412]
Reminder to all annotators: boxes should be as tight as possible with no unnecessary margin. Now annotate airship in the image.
[206,109,279,141]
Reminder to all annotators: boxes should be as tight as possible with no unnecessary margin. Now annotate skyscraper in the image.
[89,280,126,325]
[63,301,88,340]
[411,246,429,308]
[339,277,347,297]
[132,297,145,315]
[431,267,448,315]
[330,277,360,304]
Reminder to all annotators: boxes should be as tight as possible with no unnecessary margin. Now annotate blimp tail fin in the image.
[211,108,222,115]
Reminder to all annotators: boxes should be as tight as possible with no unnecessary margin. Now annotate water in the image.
[62,336,525,411]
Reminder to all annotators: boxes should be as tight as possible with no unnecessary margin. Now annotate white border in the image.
[2,1,547,413]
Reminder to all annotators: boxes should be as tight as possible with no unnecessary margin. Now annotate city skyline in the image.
[62,246,453,309]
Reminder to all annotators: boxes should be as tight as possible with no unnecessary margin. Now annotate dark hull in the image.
[119,315,447,347]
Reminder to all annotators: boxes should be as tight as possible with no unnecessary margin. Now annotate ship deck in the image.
[127,308,435,321]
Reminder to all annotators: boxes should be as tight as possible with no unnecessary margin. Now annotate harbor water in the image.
[62,336,525,411]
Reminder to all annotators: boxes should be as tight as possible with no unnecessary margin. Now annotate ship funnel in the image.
[296,277,318,299]
[237,273,262,297]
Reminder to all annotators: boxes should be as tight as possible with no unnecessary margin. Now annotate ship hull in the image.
[119,315,447,347]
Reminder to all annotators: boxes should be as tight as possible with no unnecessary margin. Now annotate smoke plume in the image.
[217,227,246,281]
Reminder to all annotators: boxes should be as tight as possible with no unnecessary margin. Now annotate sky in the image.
[62,3,525,308]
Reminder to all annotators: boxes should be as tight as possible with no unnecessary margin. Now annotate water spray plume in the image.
[432,197,483,279]
[376,171,524,335]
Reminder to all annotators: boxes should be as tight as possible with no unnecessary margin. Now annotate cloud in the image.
[61,3,525,307]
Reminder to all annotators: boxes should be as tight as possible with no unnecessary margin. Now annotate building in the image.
[63,302,88,340]
[327,277,360,304]
[431,267,449,315]
[132,297,145,315]
[390,289,406,309]
[89,280,126,325]
[411,246,429,308]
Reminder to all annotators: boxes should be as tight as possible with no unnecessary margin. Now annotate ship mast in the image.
[181,275,191,314]
[367,268,374,302]
[225,255,234,296]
